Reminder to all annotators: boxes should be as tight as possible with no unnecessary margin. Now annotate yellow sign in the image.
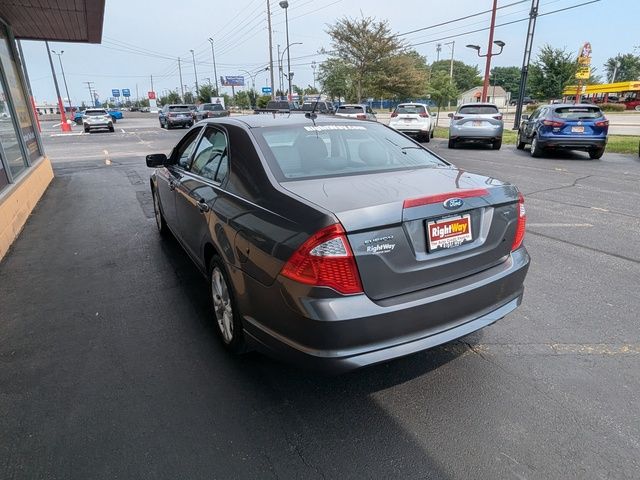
[578,42,592,66]
[576,65,591,80]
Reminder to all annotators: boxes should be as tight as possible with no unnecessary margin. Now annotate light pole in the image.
[51,50,72,113]
[190,49,199,96]
[444,41,455,108]
[466,39,505,102]
[207,38,219,95]
[311,60,317,90]
[45,42,70,132]
[280,41,302,101]
[279,1,293,100]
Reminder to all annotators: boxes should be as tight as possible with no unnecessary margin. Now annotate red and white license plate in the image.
[427,214,473,251]
[571,126,584,133]
[472,120,483,127]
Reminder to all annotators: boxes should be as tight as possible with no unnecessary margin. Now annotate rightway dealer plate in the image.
[427,214,473,252]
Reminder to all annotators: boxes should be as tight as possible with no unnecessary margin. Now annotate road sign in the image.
[148,91,156,100]
[122,88,131,97]
[112,89,120,97]
[261,86,272,94]
[576,66,591,80]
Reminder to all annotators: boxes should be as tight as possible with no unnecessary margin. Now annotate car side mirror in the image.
[447,113,453,118]
[521,114,529,121]
[146,153,169,167]
[431,112,436,117]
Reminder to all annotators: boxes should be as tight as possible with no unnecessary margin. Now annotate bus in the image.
[562,81,640,110]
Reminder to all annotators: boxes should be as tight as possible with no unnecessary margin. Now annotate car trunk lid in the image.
[282,168,521,300]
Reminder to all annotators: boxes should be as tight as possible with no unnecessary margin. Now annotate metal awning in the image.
[0,0,105,43]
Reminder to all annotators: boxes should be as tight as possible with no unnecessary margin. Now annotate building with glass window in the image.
[0,1,105,259]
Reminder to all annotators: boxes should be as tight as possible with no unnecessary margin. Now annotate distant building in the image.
[35,103,59,115]
[458,86,510,107]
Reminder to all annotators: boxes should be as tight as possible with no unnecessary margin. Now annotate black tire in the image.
[516,130,526,150]
[208,255,246,353]
[112,117,117,124]
[589,148,605,159]
[152,187,169,236]
[84,126,89,133]
[492,139,502,150]
[159,119,164,128]
[423,132,430,143]
[430,128,435,139]
[448,138,456,149]
[109,125,115,133]
[166,122,172,130]
[530,135,543,158]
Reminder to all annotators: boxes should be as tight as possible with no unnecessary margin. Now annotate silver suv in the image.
[82,109,114,133]
[448,103,503,150]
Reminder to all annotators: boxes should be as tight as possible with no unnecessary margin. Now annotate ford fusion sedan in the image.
[448,103,504,150]
[146,115,529,372]
[82,108,114,133]
[516,104,608,159]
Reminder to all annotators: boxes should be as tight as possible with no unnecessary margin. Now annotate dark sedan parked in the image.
[146,115,530,372]
[159,104,194,129]
[195,103,230,121]
[516,104,609,159]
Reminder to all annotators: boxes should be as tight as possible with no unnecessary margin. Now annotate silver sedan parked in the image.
[448,103,504,150]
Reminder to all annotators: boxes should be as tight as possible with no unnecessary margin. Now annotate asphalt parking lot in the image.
[1,115,639,479]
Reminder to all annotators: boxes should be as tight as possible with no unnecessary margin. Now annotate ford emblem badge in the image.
[443,198,464,210]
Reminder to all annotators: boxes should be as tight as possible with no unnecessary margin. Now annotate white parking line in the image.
[528,223,593,227]
[121,128,125,133]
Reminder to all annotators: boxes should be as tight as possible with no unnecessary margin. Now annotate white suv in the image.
[82,109,114,133]
[334,104,377,121]
[388,103,436,142]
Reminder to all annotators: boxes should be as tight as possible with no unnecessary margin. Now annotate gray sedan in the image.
[448,103,504,149]
[146,115,529,373]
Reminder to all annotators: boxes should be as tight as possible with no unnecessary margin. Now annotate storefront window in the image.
[0,24,39,177]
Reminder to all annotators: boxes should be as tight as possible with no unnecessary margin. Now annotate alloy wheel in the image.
[211,267,234,343]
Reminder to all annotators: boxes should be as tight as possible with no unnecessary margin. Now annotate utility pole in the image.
[513,0,539,129]
[436,43,442,62]
[277,44,283,97]
[208,38,219,95]
[312,60,317,90]
[280,1,293,101]
[178,57,184,99]
[266,0,276,99]
[445,41,455,108]
[150,74,154,93]
[45,41,70,132]
[190,50,199,96]
[51,50,72,113]
[482,0,498,102]
[83,81,94,106]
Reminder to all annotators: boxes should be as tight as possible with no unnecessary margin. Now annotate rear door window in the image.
[458,105,499,115]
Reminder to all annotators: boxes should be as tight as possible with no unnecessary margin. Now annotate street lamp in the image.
[311,60,317,90]
[190,49,199,95]
[51,50,72,113]
[280,42,302,100]
[279,0,293,101]
[207,38,219,95]
[466,39,506,102]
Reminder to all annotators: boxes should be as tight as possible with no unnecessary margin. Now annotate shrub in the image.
[598,103,625,112]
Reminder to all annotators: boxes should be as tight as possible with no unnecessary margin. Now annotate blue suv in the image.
[516,104,608,159]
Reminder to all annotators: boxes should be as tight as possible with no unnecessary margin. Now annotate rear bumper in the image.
[390,124,431,135]
[537,136,606,150]
[239,247,530,373]
[450,124,503,141]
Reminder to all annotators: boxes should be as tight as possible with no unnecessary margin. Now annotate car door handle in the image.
[196,198,210,213]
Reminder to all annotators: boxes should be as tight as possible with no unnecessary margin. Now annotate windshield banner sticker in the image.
[304,125,366,132]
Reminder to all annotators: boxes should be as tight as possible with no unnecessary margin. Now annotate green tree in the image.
[528,44,578,100]
[183,91,195,104]
[159,91,181,105]
[427,72,458,125]
[293,85,304,97]
[257,95,271,108]
[431,59,482,93]
[304,85,319,95]
[234,91,251,108]
[327,16,403,102]
[490,66,522,98]
[374,50,429,99]
[604,53,640,82]
[317,58,352,101]
[197,84,216,104]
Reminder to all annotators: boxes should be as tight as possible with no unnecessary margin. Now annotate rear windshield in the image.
[301,102,326,111]
[337,106,364,114]
[458,105,499,114]
[253,123,448,180]
[203,104,224,111]
[85,110,107,115]
[553,106,603,119]
[396,105,426,114]
[169,105,190,112]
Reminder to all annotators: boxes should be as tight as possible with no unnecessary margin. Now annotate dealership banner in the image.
[220,76,245,87]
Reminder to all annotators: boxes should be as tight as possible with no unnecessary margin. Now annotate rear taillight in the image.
[168,113,176,117]
[281,224,363,295]
[356,114,367,120]
[542,119,564,127]
[453,115,463,120]
[419,112,429,118]
[493,114,503,120]
[511,193,526,251]
[594,119,609,127]
[390,112,398,118]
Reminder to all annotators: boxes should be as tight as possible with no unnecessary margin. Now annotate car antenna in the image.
[305,90,324,125]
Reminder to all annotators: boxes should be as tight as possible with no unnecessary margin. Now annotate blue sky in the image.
[20,0,637,105]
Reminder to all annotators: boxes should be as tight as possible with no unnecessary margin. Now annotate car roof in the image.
[201,114,373,129]
[548,103,601,108]
[397,103,428,106]
[458,103,498,108]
